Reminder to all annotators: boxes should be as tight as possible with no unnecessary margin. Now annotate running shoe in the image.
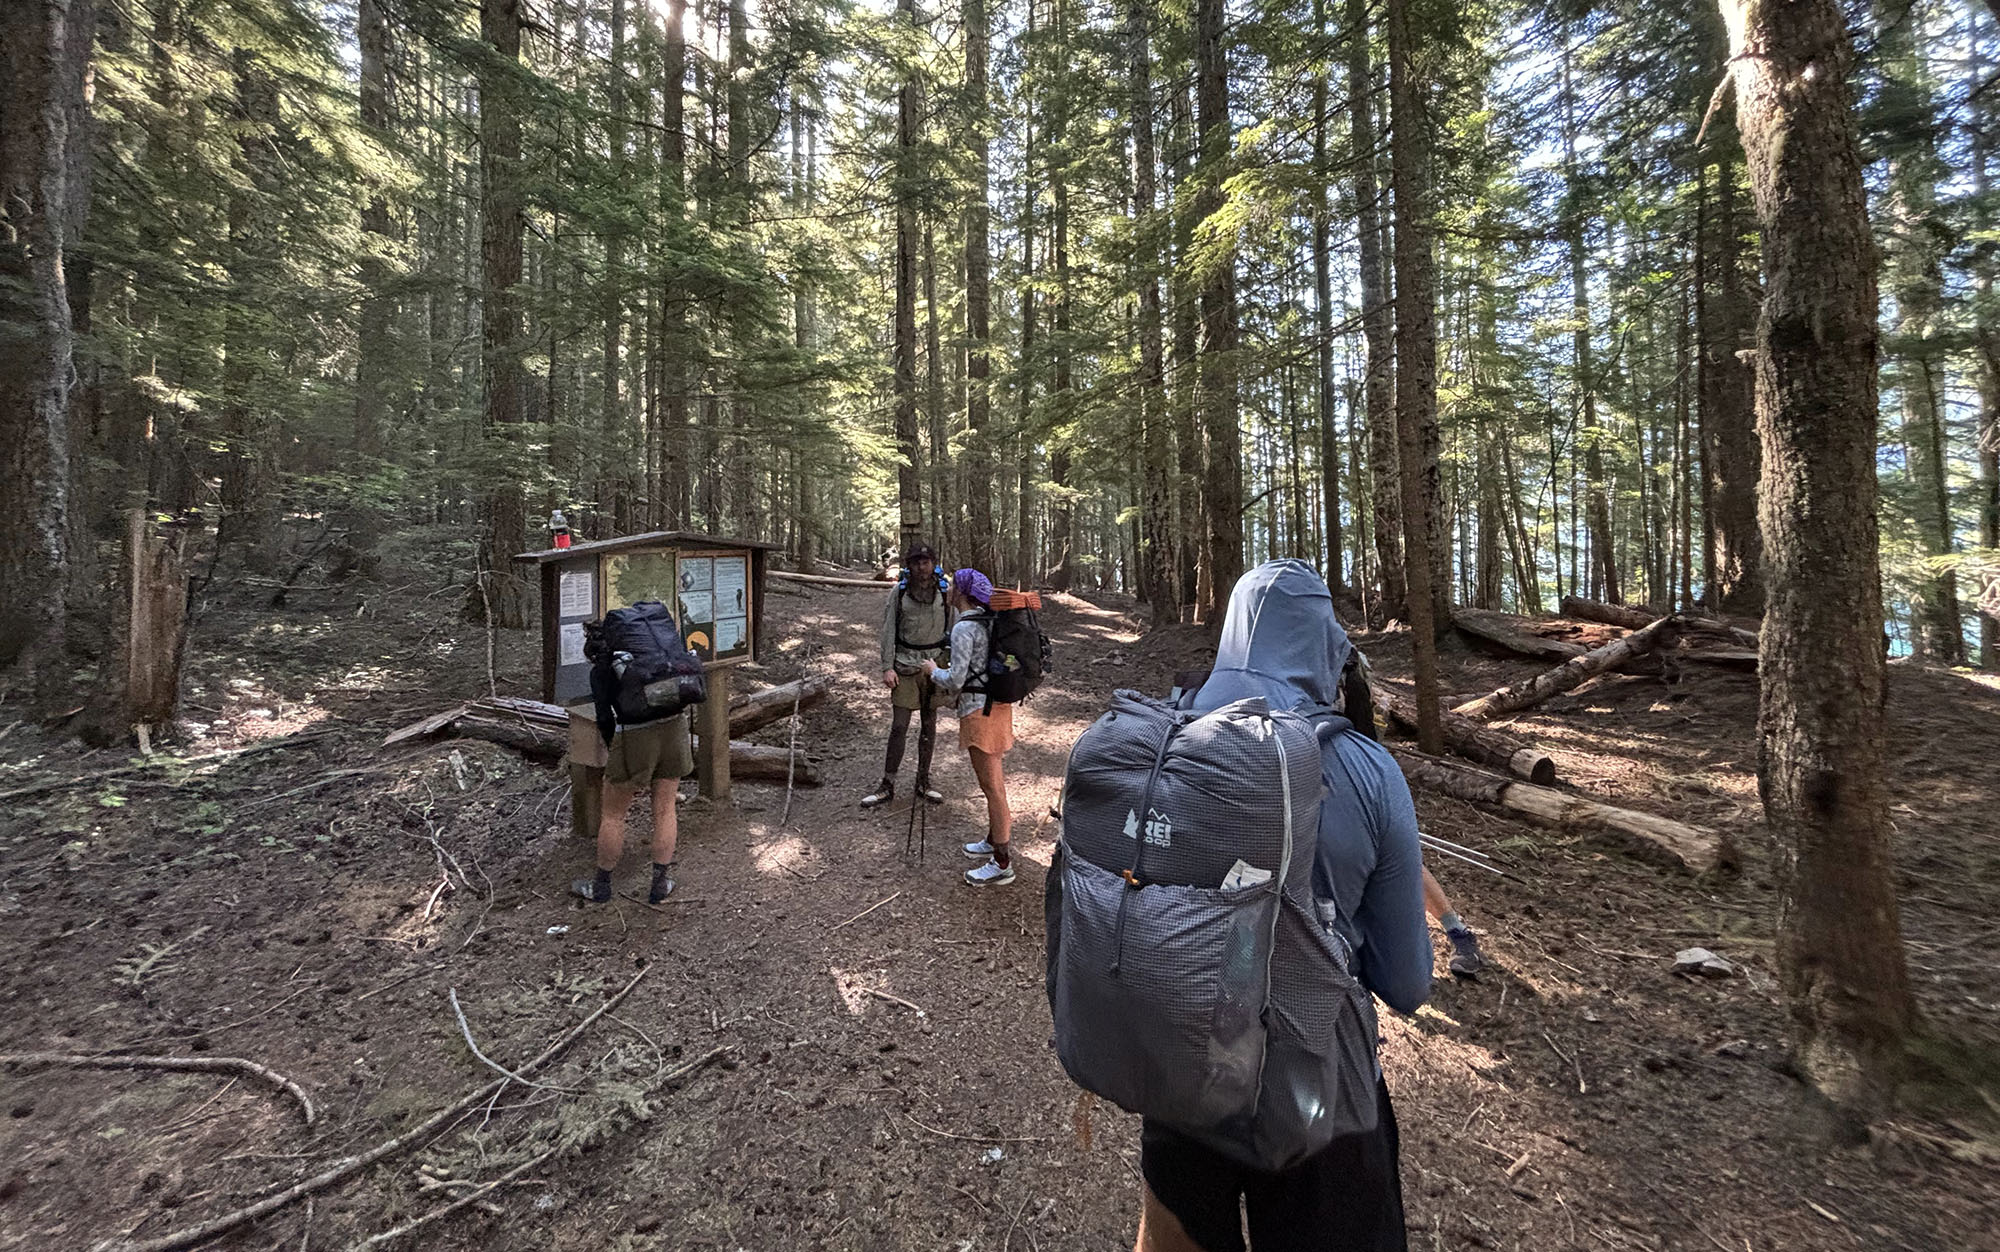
[965,857,1015,887]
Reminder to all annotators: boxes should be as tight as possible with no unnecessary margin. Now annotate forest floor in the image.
[2,567,1999,1252]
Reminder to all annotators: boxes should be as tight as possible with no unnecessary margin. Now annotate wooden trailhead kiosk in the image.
[513,531,778,804]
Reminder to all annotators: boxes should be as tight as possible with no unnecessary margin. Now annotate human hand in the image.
[920,659,938,677]
[882,669,899,691]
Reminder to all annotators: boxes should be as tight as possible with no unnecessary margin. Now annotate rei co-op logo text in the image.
[1123,807,1173,848]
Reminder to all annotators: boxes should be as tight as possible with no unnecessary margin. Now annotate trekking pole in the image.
[1420,837,1505,876]
[1419,831,1505,863]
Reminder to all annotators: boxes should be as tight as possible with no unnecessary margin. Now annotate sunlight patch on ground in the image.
[222,704,332,744]
[826,965,925,1019]
[747,830,815,877]
[1381,1012,1509,1091]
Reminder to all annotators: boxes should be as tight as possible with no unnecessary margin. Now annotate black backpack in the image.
[971,605,1051,711]
[600,600,707,724]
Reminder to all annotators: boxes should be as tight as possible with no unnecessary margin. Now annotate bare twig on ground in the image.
[831,891,901,931]
[902,1114,1048,1144]
[353,968,434,1003]
[659,1046,733,1086]
[2,1052,316,1126]
[97,965,652,1252]
[191,982,322,1039]
[153,1077,240,1135]
[1542,1032,1587,1094]
[240,769,383,811]
[861,987,927,1018]
[781,658,816,829]
[0,731,332,804]
[474,542,498,700]
[350,1149,558,1250]
[1003,1195,1033,1252]
[448,989,577,1093]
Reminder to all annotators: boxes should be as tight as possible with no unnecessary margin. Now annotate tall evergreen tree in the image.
[1724,0,1913,1115]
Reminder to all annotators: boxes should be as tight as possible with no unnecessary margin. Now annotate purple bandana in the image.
[951,568,994,607]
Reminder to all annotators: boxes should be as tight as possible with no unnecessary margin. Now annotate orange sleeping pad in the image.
[986,588,1042,611]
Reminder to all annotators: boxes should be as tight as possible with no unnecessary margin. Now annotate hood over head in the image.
[1191,560,1353,715]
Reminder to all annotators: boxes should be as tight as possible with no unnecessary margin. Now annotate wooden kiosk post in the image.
[514,531,778,806]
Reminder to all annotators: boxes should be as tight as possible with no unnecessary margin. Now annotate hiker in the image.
[920,568,1016,887]
[571,606,699,906]
[1137,559,1430,1252]
[1339,652,1487,980]
[861,541,951,810]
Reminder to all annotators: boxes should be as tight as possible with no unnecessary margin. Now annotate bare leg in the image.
[1423,864,1484,976]
[1135,1183,1207,1252]
[967,747,1012,850]
[648,776,679,866]
[1422,865,1451,921]
[597,781,640,871]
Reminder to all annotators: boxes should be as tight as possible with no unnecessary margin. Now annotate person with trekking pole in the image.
[860,542,951,810]
[921,568,1034,887]
[1128,560,1429,1251]
[1338,652,1487,980]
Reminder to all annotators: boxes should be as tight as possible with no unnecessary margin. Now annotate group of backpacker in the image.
[568,541,1477,1249]
[864,545,1050,888]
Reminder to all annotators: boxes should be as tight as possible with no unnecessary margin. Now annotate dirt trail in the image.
[1,579,1995,1251]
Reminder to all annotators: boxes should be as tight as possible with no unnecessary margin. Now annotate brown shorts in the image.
[891,671,938,712]
[958,701,1015,755]
[605,715,694,788]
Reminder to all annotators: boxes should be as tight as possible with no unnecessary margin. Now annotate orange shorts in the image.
[958,702,1015,755]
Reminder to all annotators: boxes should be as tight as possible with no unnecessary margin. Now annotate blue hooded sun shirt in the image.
[1189,560,1432,1015]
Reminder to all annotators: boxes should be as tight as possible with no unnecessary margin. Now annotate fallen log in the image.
[447,715,818,785]
[769,570,891,589]
[730,742,822,785]
[1371,685,1557,784]
[1561,595,1760,648]
[1452,614,1683,721]
[1557,595,1658,630]
[1451,609,1588,663]
[1389,748,1727,875]
[727,675,831,736]
[1682,647,1759,670]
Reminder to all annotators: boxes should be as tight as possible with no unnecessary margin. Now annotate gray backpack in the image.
[1044,690,1382,1172]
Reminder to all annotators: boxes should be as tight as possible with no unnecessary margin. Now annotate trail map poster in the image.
[604,551,678,611]
[712,555,750,661]
[677,557,715,658]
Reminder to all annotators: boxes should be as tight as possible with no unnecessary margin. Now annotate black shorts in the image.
[1139,1079,1406,1252]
